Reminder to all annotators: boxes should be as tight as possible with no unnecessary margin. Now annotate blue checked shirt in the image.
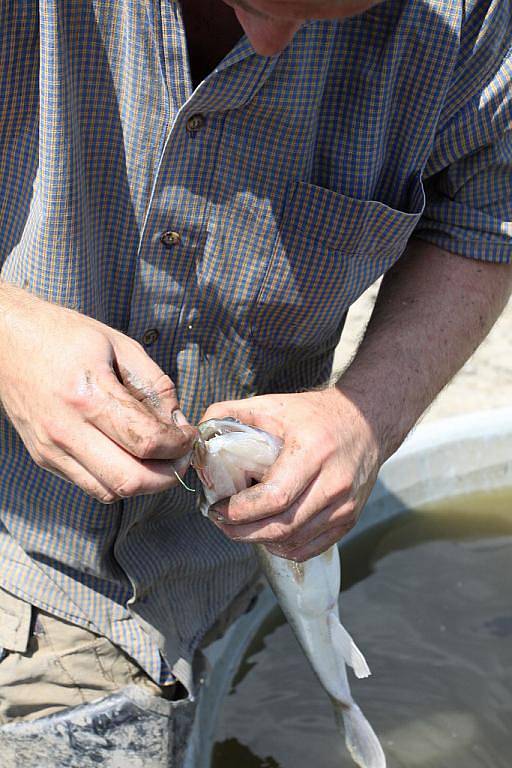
[0,0,511,691]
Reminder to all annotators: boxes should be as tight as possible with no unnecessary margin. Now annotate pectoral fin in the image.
[328,612,371,679]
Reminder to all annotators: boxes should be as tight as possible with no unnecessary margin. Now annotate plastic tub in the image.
[191,408,512,768]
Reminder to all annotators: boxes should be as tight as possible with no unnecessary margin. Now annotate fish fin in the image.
[328,612,371,679]
[338,703,387,768]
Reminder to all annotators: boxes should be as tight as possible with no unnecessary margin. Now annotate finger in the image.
[114,354,198,436]
[173,449,193,477]
[170,410,194,474]
[114,347,178,419]
[112,341,196,436]
[50,422,183,498]
[214,490,357,546]
[72,366,196,461]
[37,449,123,504]
[252,471,357,548]
[210,443,318,524]
[210,458,358,541]
[201,397,285,436]
[265,525,351,563]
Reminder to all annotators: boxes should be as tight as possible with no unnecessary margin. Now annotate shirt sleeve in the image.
[414,13,512,264]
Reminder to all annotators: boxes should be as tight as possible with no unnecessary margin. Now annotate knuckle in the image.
[62,387,90,412]
[79,478,118,504]
[270,486,292,514]
[151,373,177,399]
[111,475,143,498]
[169,427,194,453]
[266,523,291,544]
[130,425,190,461]
[341,500,358,529]
[338,473,354,497]
[44,421,69,449]
[223,505,243,523]
[319,486,338,508]
[94,490,118,504]
[135,433,158,460]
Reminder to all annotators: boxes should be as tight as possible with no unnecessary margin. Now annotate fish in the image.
[192,417,386,768]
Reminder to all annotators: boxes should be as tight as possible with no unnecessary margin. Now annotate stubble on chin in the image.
[223,0,271,18]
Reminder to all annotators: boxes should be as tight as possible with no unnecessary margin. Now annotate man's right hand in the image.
[0,284,197,503]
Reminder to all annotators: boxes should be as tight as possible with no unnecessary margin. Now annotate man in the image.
[0,0,510,757]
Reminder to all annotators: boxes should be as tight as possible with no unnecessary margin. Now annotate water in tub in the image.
[212,488,512,768]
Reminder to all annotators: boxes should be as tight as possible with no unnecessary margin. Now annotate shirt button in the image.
[186,114,205,133]
[160,230,181,247]
[142,328,159,347]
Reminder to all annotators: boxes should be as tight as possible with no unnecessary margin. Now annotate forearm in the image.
[203,239,512,559]
[337,239,512,462]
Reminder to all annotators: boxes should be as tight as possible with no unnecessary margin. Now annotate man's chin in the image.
[233,6,302,55]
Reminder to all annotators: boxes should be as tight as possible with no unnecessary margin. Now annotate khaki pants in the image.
[0,586,181,724]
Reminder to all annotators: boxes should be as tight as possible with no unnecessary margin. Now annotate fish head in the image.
[191,418,282,515]
[192,418,243,483]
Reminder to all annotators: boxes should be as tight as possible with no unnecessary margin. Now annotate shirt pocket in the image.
[250,179,425,352]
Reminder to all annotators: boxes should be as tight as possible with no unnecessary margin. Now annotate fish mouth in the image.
[191,418,245,506]
[196,417,243,442]
[193,418,245,469]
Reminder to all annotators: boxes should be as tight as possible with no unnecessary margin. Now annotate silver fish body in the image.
[193,418,386,768]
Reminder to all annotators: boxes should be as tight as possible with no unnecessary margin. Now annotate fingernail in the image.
[172,409,190,427]
[208,504,226,522]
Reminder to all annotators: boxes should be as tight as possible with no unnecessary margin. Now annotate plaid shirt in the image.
[0,0,510,691]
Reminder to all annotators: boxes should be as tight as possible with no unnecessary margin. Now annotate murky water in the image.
[212,489,512,768]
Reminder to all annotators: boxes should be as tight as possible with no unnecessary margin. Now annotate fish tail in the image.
[334,702,387,768]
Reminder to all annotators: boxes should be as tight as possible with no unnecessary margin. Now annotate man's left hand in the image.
[201,388,380,561]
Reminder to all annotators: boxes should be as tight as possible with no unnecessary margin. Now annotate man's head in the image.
[223,0,382,55]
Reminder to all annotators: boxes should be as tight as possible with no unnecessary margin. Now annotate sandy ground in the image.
[333,282,512,424]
